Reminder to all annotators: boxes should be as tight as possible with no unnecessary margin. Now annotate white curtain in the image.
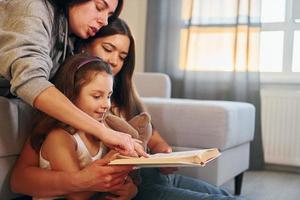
[146,0,264,169]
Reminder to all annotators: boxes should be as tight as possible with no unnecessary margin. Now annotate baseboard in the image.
[264,164,300,174]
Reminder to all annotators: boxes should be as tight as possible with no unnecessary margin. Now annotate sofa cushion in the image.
[0,97,34,157]
[133,72,171,98]
[142,97,255,150]
[0,156,21,199]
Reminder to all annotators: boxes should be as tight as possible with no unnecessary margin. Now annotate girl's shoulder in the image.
[46,127,74,140]
[41,128,79,167]
[43,128,76,152]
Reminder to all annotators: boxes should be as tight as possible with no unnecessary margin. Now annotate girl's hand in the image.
[133,139,149,158]
[151,142,178,175]
[103,129,148,157]
[104,176,138,200]
[75,155,133,192]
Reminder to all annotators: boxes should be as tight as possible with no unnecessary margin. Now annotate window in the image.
[260,0,300,76]
[179,0,300,82]
[179,0,260,73]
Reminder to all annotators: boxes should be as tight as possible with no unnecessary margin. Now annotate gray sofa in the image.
[0,97,34,199]
[133,72,255,195]
[0,72,255,199]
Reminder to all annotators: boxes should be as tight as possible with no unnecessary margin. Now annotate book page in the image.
[149,149,215,158]
[109,148,220,167]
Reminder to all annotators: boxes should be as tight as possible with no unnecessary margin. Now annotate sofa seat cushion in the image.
[142,97,255,151]
[0,97,34,157]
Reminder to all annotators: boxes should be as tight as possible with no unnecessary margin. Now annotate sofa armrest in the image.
[133,72,171,98]
[0,97,34,157]
[142,97,255,151]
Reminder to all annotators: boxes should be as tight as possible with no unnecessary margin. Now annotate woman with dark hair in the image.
[78,17,145,120]
[0,0,146,160]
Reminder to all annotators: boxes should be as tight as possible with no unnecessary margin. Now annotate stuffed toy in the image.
[104,112,152,150]
[104,112,153,185]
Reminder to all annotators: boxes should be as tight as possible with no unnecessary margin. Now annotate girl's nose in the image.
[102,98,111,110]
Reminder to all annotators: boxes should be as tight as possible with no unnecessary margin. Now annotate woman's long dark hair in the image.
[45,0,123,21]
[30,53,112,151]
[77,18,146,120]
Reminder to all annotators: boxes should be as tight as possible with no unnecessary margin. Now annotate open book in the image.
[109,148,221,168]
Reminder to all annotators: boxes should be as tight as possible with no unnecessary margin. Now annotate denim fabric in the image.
[134,168,246,200]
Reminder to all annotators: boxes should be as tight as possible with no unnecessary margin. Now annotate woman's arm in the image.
[11,139,78,196]
[34,86,147,157]
[10,139,133,197]
[147,128,171,154]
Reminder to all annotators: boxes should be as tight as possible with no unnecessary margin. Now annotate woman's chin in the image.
[77,31,89,39]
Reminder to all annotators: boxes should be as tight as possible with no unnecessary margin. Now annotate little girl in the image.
[30,53,137,200]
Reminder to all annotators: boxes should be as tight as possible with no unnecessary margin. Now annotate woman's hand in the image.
[103,129,148,157]
[75,152,134,192]
[151,142,172,154]
[151,142,178,175]
[104,176,138,200]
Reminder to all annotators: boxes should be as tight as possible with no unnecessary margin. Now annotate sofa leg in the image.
[234,172,244,195]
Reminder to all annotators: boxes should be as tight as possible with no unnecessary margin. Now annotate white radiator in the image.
[261,89,300,166]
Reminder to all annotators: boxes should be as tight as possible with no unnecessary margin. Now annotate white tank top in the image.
[33,132,106,200]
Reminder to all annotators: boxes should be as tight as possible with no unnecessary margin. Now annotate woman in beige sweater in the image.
[0,0,145,161]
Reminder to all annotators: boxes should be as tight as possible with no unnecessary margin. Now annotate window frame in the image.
[260,0,300,83]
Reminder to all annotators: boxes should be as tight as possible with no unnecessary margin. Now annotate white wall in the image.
[120,0,147,72]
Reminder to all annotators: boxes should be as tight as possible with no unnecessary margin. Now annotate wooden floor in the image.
[221,170,300,200]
